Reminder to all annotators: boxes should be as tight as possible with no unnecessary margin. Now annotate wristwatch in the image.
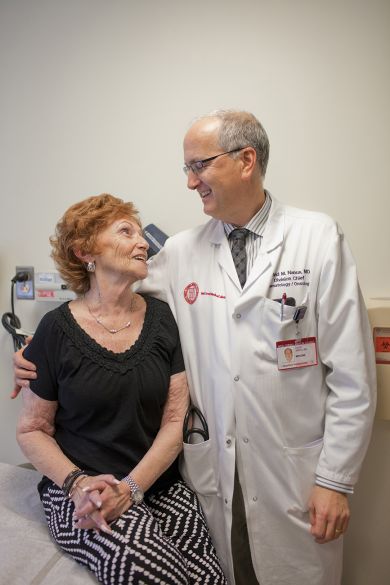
[121,474,144,505]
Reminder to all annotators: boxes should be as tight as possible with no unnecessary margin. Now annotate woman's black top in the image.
[23,295,185,495]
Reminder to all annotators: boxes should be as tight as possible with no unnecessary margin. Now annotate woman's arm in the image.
[130,370,189,491]
[16,387,72,485]
[16,388,114,532]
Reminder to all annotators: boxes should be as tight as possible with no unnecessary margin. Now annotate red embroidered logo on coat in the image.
[184,282,199,304]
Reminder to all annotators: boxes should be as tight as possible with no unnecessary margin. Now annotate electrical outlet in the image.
[15,266,35,300]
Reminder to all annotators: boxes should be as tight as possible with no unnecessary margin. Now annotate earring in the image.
[86,261,96,272]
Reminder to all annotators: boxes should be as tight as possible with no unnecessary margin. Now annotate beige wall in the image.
[0,1,389,583]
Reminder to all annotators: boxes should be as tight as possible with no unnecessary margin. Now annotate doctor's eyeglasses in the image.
[183,147,246,175]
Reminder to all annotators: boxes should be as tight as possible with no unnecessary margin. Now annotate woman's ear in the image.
[73,249,94,263]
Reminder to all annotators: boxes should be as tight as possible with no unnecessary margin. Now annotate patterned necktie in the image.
[229,228,249,287]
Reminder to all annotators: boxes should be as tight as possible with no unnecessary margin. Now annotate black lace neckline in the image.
[56,295,162,374]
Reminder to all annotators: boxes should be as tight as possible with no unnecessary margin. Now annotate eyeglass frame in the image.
[183,147,248,176]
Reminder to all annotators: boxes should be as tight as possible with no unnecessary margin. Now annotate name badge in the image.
[276,337,318,370]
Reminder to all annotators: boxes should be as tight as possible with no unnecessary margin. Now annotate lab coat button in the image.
[253,496,258,502]
[234,375,240,381]
[243,437,249,443]
[226,438,232,446]
[224,498,228,504]
[235,313,241,319]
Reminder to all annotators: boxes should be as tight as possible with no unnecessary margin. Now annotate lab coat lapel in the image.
[207,197,285,295]
[244,196,285,296]
[209,220,243,292]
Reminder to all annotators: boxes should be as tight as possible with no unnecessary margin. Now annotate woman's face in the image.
[93,217,149,282]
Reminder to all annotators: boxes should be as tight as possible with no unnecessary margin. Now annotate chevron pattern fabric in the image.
[42,480,227,584]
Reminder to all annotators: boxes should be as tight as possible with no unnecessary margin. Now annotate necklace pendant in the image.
[96,317,131,334]
[86,298,134,335]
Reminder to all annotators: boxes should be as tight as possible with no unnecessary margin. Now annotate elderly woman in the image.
[16,194,226,585]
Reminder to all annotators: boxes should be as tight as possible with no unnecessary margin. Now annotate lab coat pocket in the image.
[258,296,310,367]
[180,440,219,496]
[260,298,302,347]
[284,439,323,513]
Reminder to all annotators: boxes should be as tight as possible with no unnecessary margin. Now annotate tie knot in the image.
[229,228,249,243]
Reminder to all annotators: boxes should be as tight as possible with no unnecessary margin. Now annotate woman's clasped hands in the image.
[71,474,133,534]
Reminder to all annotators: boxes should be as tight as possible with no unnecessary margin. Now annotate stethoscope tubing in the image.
[183,405,209,443]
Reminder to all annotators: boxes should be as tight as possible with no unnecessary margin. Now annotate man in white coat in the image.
[140,111,376,584]
[13,110,376,585]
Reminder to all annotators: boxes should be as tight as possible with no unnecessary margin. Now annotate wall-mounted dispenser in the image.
[35,271,76,302]
[366,298,390,420]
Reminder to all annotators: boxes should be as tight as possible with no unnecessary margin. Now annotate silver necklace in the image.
[85,296,134,335]
[94,315,131,334]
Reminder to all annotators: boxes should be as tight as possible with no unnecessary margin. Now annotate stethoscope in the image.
[183,405,209,443]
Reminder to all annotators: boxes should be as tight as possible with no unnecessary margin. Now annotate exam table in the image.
[0,462,97,584]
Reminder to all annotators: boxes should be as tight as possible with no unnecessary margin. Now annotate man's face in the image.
[183,118,244,224]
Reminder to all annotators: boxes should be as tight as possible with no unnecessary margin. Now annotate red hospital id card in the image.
[276,337,318,370]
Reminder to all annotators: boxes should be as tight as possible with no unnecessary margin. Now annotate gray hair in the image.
[196,109,270,177]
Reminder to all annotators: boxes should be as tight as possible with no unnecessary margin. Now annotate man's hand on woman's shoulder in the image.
[11,337,36,398]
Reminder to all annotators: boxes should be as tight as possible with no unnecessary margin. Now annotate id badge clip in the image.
[293,305,307,339]
[276,303,317,370]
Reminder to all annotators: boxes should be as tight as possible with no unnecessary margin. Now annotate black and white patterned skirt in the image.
[41,479,227,585]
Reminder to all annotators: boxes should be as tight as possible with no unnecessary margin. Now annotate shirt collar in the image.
[223,191,272,238]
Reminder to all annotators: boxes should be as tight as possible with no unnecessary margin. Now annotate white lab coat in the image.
[140,195,376,585]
